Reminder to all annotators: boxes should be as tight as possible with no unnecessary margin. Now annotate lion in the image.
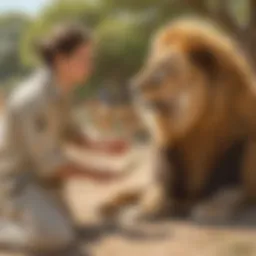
[99,18,256,223]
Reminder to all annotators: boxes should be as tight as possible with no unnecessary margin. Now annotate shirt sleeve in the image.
[8,97,68,179]
[63,104,86,143]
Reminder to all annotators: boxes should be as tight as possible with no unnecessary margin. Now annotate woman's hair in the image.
[36,23,91,66]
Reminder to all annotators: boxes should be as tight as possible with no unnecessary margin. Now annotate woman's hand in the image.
[62,144,138,183]
[90,139,130,155]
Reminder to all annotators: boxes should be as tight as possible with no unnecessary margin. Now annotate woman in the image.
[0,23,129,255]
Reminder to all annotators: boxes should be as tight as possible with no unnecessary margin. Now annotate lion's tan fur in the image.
[100,18,256,220]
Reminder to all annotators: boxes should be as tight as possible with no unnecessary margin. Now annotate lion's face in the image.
[131,49,209,144]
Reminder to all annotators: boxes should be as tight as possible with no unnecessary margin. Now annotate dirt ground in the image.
[69,181,256,256]
[69,145,256,256]
[1,145,256,256]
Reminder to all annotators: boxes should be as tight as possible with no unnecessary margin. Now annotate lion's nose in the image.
[130,79,150,95]
[129,79,141,94]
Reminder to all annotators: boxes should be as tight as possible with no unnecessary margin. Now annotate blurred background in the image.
[1,1,256,256]
[0,0,254,138]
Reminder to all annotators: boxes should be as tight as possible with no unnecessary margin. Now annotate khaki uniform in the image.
[0,69,82,252]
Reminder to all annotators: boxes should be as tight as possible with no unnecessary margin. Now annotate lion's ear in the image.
[189,48,218,79]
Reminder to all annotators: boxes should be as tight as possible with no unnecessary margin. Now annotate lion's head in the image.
[131,18,253,146]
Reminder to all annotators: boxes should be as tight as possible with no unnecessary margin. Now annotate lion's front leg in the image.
[190,140,251,223]
[128,146,180,221]
[99,146,175,222]
[241,140,256,202]
[130,182,170,221]
[99,188,143,220]
[98,182,169,224]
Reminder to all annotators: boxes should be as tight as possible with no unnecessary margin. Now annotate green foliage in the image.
[95,17,146,77]
[20,0,107,67]
[0,13,31,85]
[20,0,163,99]
[0,0,252,98]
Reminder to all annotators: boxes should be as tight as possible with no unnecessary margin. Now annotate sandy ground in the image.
[70,180,256,256]
[0,145,256,256]
[69,145,256,256]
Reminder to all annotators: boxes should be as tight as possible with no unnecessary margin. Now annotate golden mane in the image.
[152,18,254,89]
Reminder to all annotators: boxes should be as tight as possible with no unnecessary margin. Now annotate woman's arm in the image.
[51,161,128,182]
[64,111,130,155]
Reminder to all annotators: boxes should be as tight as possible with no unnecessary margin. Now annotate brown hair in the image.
[36,23,91,66]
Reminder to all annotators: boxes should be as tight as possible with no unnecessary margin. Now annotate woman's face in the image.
[57,42,94,85]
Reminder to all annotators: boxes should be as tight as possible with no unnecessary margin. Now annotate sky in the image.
[0,0,49,15]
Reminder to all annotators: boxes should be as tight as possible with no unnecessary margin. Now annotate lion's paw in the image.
[191,188,244,224]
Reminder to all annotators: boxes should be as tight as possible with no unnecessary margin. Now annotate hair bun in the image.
[34,23,91,66]
[34,37,55,65]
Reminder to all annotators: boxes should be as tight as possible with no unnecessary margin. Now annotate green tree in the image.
[20,0,107,67]
[0,13,31,84]
[21,0,255,100]
[20,0,162,100]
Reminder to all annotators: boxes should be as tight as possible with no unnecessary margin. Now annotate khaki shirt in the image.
[0,69,81,180]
